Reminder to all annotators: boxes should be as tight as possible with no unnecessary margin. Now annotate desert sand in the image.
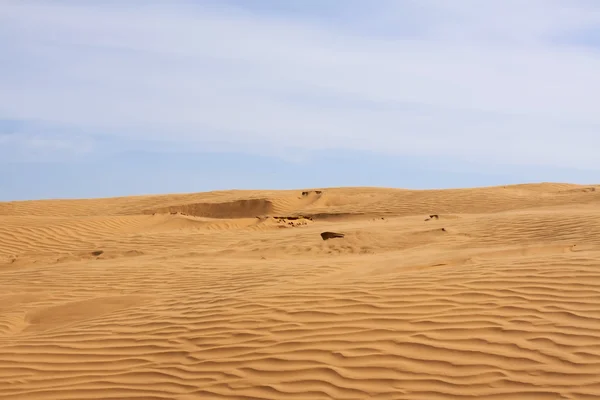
[1,183,600,399]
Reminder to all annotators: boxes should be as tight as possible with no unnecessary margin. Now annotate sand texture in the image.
[1,183,600,399]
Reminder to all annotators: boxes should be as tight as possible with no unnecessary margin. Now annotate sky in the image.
[1,0,600,200]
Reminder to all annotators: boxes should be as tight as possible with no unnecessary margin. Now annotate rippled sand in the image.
[1,183,600,399]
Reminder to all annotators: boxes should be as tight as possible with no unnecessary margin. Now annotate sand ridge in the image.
[1,183,600,399]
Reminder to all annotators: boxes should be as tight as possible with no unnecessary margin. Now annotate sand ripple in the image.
[1,184,600,399]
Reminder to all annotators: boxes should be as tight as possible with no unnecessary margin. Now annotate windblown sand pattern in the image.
[1,183,600,399]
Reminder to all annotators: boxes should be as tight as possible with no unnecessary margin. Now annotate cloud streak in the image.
[2,0,600,169]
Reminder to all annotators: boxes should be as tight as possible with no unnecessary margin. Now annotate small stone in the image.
[321,232,345,240]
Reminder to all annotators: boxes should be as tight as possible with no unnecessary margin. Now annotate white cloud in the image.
[0,132,93,162]
[1,0,600,169]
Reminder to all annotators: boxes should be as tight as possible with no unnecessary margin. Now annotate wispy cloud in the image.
[0,121,93,162]
[1,0,600,169]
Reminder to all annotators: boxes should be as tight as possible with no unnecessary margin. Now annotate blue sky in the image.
[1,0,600,200]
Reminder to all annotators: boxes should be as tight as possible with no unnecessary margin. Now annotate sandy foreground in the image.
[1,183,600,400]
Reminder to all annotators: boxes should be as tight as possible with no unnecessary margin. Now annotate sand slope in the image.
[1,183,600,399]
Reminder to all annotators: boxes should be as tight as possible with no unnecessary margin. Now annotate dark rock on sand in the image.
[321,231,345,240]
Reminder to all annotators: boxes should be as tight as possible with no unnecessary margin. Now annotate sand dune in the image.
[1,183,600,399]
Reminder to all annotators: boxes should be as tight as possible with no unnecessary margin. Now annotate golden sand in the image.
[1,183,600,399]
